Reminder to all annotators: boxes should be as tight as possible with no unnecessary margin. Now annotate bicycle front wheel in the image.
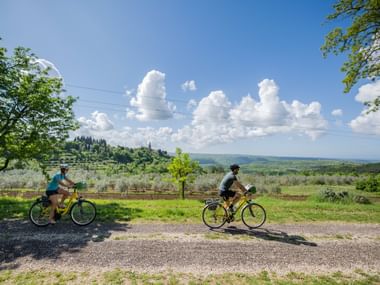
[29,201,50,227]
[70,200,96,226]
[202,202,227,229]
[241,203,266,229]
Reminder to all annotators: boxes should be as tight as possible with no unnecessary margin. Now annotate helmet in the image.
[60,163,69,170]
[230,164,240,171]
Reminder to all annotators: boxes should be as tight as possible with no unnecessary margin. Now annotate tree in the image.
[167,148,200,199]
[0,43,78,171]
[321,0,380,111]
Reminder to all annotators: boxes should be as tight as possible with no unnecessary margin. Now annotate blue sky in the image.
[1,0,379,160]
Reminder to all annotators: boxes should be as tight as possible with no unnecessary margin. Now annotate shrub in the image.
[191,174,220,192]
[316,188,371,204]
[355,176,380,192]
[95,180,108,192]
[255,184,269,194]
[269,185,282,194]
[317,189,339,203]
[115,179,128,193]
[353,195,370,204]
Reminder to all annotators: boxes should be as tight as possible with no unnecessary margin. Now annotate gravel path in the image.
[0,220,379,275]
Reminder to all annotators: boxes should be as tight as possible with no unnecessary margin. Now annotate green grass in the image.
[261,196,380,223]
[0,269,378,285]
[1,195,379,223]
[281,185,380,197]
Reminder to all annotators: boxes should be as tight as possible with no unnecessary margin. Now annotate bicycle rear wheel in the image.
[241,203,266,229]
[29,201,50,227]
[70,200,96,226]
[202,202,227,229]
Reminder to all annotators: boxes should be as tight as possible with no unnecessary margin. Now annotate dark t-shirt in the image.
[219,172,237,192]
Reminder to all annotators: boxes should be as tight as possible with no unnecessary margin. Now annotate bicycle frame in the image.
[55,189,79,215]
[230,194,251,214]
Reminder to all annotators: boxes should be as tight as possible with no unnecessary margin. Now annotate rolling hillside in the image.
[189,153,380,175]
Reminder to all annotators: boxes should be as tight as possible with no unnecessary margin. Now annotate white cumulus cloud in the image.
[78,111,114,131]
[355,80,380,103]
[173,91,234,147]
[129,70,175,121]
[332,109,343,116]
[350,80,380,135]
[173,79,328,147]
[181,80,197,92]
[350,110,380,135]
[187,99,197,110]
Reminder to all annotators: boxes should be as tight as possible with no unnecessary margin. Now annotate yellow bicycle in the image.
[202,186,266,229]
[29,182,96,227]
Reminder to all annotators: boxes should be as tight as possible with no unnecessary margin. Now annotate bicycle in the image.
[29,182,97,227]
[202,185,266,229]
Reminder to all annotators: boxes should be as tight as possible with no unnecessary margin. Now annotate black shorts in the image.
[46,190,59,197]
[219,190,236,199]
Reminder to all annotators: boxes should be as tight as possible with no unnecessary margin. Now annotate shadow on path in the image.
[0,220,131,270]
[211,226,318,247]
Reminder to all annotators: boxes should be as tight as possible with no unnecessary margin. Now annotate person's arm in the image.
[64,177,75,187]
[58,180,70,188]
[233,180,247,193]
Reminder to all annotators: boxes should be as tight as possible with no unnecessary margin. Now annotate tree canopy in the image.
[321,0,380,111]
[56,136,172,174]
[0,43,78,171]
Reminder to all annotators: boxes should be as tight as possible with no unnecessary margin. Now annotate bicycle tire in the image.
[29,200,50,227]
[70,200,96,226]
[202,202,227,229]
[241,203,266,229]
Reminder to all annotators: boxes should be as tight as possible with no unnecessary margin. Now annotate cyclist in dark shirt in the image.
[219,164,247,211]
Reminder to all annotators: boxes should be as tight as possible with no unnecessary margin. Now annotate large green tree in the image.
[0,44,78,171]
[167,148,200,199]
[321,0,380,111]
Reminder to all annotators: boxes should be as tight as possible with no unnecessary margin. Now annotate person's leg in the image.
[49,194,59,223]
[223,198,231,209]
[222,191,237,210]
[220,192,232,209]
[231,191,241,206]
[57,188,70,206]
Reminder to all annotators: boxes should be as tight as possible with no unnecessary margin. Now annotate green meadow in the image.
[1,193,379,224]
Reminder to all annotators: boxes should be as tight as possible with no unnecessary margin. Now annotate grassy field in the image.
[0,269,378,285]
[281,185,380,197]
[1,194,379,224]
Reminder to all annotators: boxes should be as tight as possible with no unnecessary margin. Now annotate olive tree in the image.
[0,43,78,171]
[321,0,380,111]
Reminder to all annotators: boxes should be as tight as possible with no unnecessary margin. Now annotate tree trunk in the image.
[179,181,185,199]
[0,158,9,171]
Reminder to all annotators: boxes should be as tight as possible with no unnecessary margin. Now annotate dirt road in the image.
[0,220,379,275]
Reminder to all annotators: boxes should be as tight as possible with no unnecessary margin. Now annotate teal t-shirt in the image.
[46,172,67,191]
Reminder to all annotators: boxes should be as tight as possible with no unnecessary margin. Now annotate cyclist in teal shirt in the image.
[46,163,75,224]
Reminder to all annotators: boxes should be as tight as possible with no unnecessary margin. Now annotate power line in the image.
[66,83,191,105]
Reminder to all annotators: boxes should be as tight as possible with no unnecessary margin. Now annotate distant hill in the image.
[39,139,380,175]
[189,153,380,175]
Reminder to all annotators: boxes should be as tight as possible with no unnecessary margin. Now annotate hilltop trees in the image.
[0,44,78,171]
[322,0,380,111]
[56,136,172,174]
